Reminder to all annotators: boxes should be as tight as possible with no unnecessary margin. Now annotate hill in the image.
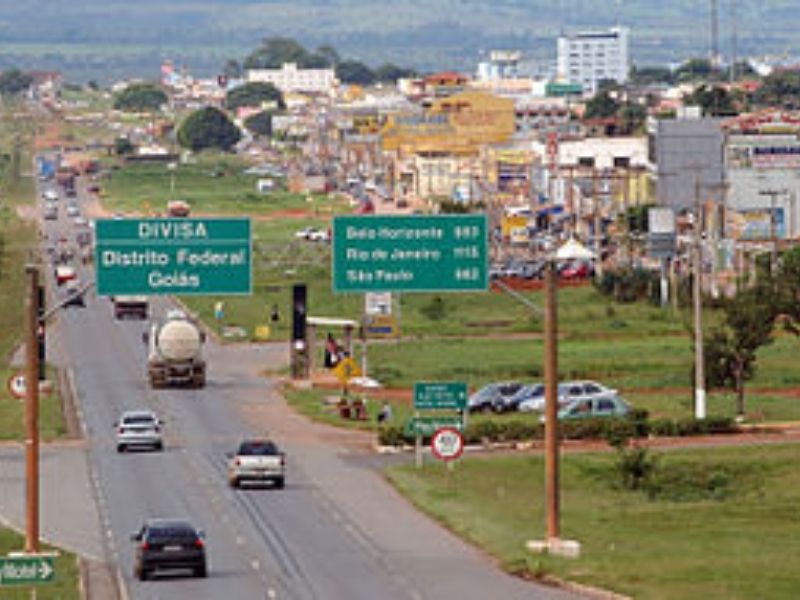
[0,1,791,82]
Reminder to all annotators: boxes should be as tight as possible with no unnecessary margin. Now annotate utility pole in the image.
[544,260,559,541]
[693,179,706,420]
[24,265,40,553]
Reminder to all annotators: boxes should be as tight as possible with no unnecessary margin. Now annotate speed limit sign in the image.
[431,427,464,461]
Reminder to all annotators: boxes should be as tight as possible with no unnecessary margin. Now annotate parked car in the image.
[115,410,163,452]
[43,205,58,220]
[467,381,525,413]
[66,203,80,218]
[227,439,286,489]
[55,265,77,286]
[519,380,620,413]
[131,518,206,580]
[560,260,594,280]
[557,395,631,420]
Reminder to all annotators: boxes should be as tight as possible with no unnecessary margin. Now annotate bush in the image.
[378,425,406,446]
[650,416,737,437]
[616,446,657,490]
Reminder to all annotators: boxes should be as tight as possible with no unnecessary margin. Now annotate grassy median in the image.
[386,443,800,599]
[0,528,80,600]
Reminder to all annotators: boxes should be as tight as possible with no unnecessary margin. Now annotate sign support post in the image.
[24,266,40,554]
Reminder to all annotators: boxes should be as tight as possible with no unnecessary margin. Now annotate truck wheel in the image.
[117,444,125,453]
[273,477,285,490]
[195,564,207,578]
[229,477,239,489]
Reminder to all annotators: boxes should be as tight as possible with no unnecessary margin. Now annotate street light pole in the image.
[544,259,559,541]
[24,265,40,553]
[693,177,706,420]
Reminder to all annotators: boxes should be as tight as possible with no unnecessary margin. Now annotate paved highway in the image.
[37,168,570,600]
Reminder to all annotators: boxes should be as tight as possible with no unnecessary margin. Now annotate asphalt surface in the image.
[30,167,573,600]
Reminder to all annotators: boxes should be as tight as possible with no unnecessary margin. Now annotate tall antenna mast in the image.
[710,0,720,67]
[730,0,738,82]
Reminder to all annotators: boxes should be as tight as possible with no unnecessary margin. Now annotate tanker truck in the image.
[145,310,206,388]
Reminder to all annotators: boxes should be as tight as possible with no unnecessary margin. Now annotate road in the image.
[36,167,571,600]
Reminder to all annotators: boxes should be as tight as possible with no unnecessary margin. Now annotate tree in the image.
[0,69,33,96]
[619,102,648,133]
[675,58,721,82]
[113,83,167,112]
[314,45,341,67]
[177,107,241,151]
[754,70,800,108]
[226,82,285,111]
[336,60,375,85]
[223,59,242,79]
[776,246,800,334]
[584,90,620,119]
[244,37,312,69]
[704,282,777,417]
[374,63,416,83]
[683,85,738,116]
[244,111,273,137]
[629,65,674,85]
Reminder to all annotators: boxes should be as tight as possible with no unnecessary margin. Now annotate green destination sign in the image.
[404,415,464,438]
[332,215,488,292]
[95,218,251,296]
[414,381,468,410]
[0,555,55,586]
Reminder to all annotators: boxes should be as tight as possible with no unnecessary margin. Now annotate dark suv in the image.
[131,519,207,580]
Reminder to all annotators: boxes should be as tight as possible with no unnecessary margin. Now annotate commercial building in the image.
[246,63,338,95]
[557,26,629,96]
[648,114,726,212]
[723,110,800,240]
[476,51,522,81]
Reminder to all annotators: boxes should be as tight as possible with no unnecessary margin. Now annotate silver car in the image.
[116,410,163,452]
[518,380,621,413]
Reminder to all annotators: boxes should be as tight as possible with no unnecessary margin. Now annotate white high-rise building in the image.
[246,63,338,95]
[557,26,629,96]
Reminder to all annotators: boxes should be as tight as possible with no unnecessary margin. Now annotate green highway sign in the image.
[414,381,468,410]
[0,555,55,586]
[95,218,251,296]
[332,215,488,292]
[404,415,464,438]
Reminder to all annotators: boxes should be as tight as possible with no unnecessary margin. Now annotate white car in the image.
[115,410,163,452]
[295,227,329,242]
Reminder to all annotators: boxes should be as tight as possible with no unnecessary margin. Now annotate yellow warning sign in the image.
[334,357,362,384]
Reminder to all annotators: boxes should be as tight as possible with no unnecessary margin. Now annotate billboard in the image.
[730,208,786,240]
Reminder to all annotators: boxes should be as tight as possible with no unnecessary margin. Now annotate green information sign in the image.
[332,215,488,292]
[95,218,251,296]
[404,415,464,438]
[0,556,55,586]
[414,381,468,410]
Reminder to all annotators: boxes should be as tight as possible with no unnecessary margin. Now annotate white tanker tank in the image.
[146,309,206,388]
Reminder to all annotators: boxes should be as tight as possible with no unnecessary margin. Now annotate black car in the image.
[131,519,207,580]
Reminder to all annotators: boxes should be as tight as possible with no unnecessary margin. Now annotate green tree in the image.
[113,83,167,112]
[683,85,738,116]
[704,282,777,417]
[244,111,273,137]
[223,59,242,79]
[314,45,341,67]
[629,65,674,85]
[675,58,721,82]
[374,63,416,83]
[0,69,33,96]
[336,60,375,85]
[177,107,241,152]
[754,70,800,108]
[584,90,620,119]
[244,37,312,69]
[619,102,648,133]
[776,246,800,334]
[226,82,285,111]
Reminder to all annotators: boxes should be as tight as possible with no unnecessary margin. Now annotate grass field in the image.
[100,156,350,217]
[386,443,800,599]
[0,528,80,600]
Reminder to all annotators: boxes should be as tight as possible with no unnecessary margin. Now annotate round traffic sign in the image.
[6,373,27,399]
[431,427,464,461]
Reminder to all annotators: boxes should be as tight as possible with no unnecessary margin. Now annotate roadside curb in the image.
[537,574,632,600]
